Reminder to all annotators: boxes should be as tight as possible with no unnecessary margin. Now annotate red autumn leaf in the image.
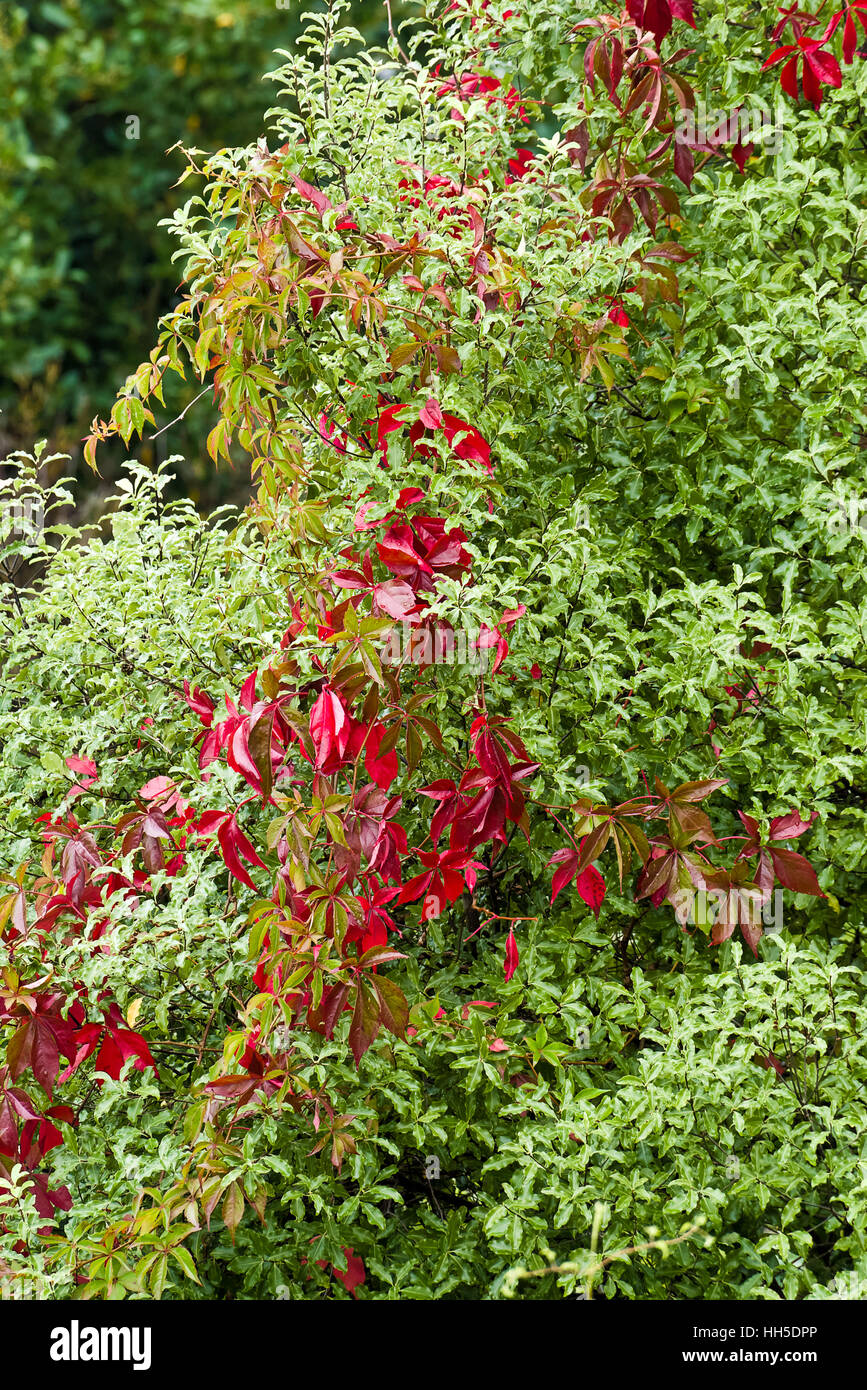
[65,754,100,801]
[138,775,190,814]
[307,983,352,1040]
[227,719,267,794]
[363,724,399,792]
[397,847,482,914]
[507,147,536,181]
[768,846,825,897]
[550,848,581,903]
[291,172,333,216]
[575,864,606,916]
[626,0,695,46]
[376,402,492,473]
[0,1079,41,1154]
[309,687,352,771]
[6,1004,77,1100]
[477,623,509,674]
[735,807,823,898]
[761,1051,787,1078]
[762,21,843,109]
[842,1,867,62]
[348,977,382,1064]
[418,778,460,844]
[331,1247,366,1296]
[419,396,444,429]
[440,414,492,472]
[66,755,98,782]
[30,1173,72,1222]
[548,846,607,917]
[218,818,267,892]
[377,525,433,582]
[60,1003,157,1084]
[372,578,418,620]
[461,1000,498,1019]
[768,809,818,841]
[195,810,267,891]
[183,680,215,727]
[504,927,519,982]
[239,670,257,712]
[93,1028,156,1081]
[18,1103,76,1165]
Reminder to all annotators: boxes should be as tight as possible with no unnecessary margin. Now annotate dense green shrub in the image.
[2,457,865,1300]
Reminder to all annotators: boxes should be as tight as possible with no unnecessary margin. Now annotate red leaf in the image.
[761,43,797,70]
[364,724,399,792]
[291,173,332,215]
[769,846,824,897]
[806,45,842,87]
[309,688,351,771]
[239,670,257,712]
[760,1051,786,1078]
[627,0,693,45]
[504,927,519,982]
[549,848,580,903]
[442,415,492,472]
[332,1247,366,1296]
[377,527,432,579]
[65,755,98,782]
[227,722,265,793]
[8,1019,61,1099]
[373,579,417,620]
[183,680,215,727]
[109,1028,157,1077]
[769,809,817,841]
[419,397,444,429]
[575,864,606,918]
[780,53,801,100]
[215,816,267,892]
[348,979,381,1065]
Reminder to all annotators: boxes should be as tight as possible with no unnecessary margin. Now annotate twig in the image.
[148,387,211,442]
[501,1213,707,1299]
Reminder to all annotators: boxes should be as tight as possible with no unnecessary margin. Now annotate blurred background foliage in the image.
[0,0,400,512]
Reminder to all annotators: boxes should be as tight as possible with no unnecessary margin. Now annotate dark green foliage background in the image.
[0,0,399,503]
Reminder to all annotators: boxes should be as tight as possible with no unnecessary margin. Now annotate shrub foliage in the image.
[2,0,867,1300]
